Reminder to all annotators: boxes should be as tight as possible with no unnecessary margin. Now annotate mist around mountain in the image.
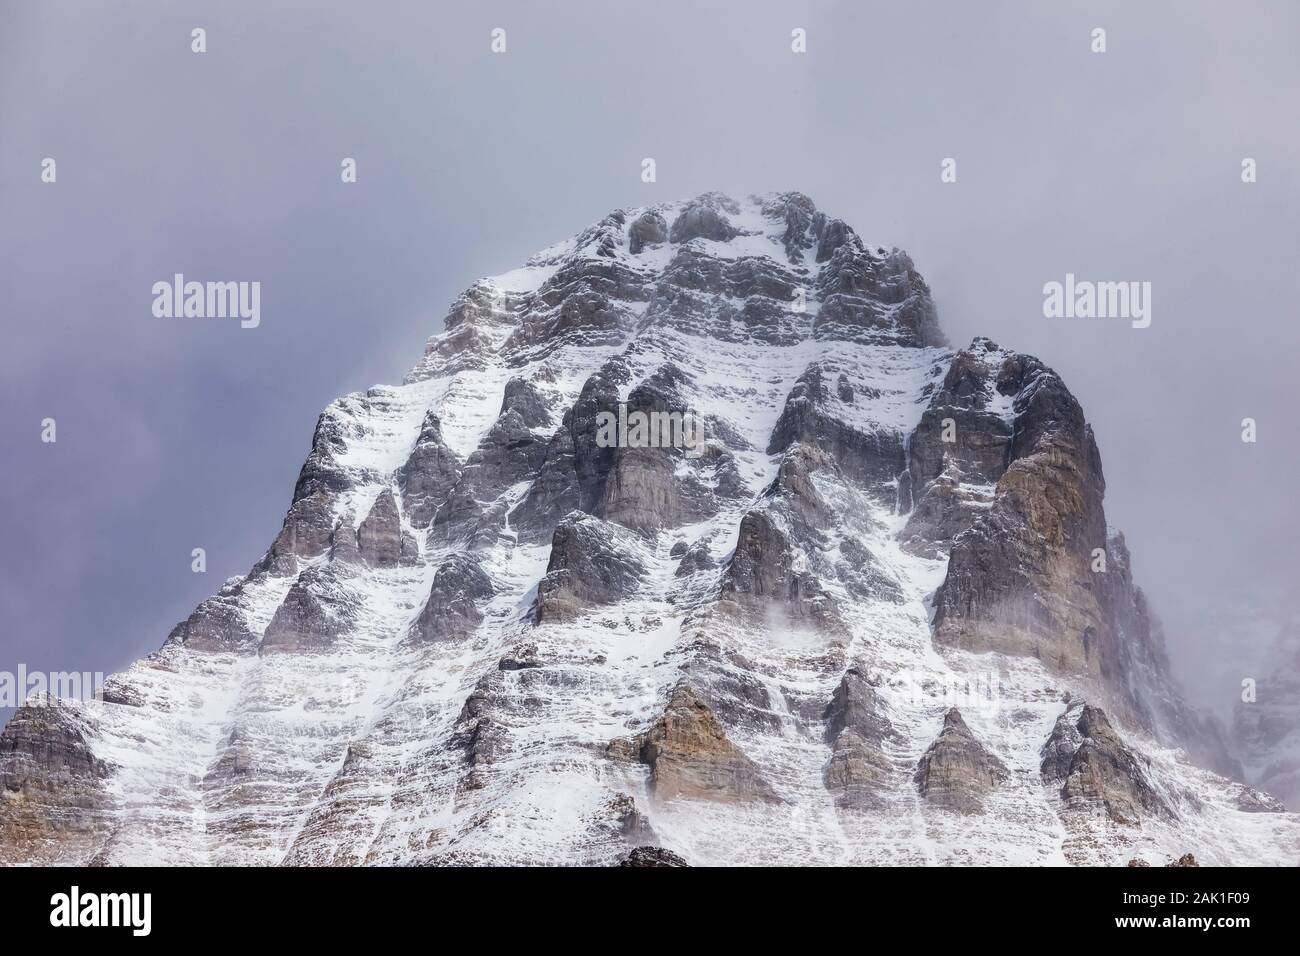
[2,193,1295,866]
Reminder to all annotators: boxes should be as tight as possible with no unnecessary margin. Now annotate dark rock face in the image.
[356,489,418,567]
[721,509,835,626]
[0,704,111,865]
[669,196,739,244]
[447,671,507,792]
[498,643,540,671]
[398,411,462,528]
[822,669,896,808]
[1041,703,1167,824]
[628,210,668,254]
[592,364,727,534]
[329,517,361,565]
[768,363,907,496]
[607,793,656,845]
[256,407,356,575]
[165,586,254,652]
[428,378,556,548]
[409,555,494,643]
[907,342,1232,768]
[719,447,844,630]
[673,539,716,578]
[513,358,744,540]
[618,846,688,867]
[512,358,630,540]
[679,641,781,733]
[928,349,1119,684]
[261,567,354,653]
[813,239,946,347]
[914,708,1009,813]
[608,686,780,804]
[824,668,893,745]
[835,537,904,603]
[902,340,1014,553]
[534,513,645,622]
[500,235,647,361]
[761,191,817,262]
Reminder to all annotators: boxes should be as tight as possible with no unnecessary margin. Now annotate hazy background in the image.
[2,0,1297,727]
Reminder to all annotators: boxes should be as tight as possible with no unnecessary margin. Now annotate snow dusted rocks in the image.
[261,566,355,653]
[2,191,1296,866]
[397,411,461,528]
[165,586,256,652]
[608,686,779,804]
[719,460,842,631]
[822,669,897,809]
[770,361,908,495]
[928,348,1111,681]
[409,555,494,643]
[534,513,647,622]
[0,703,110,865]
[1041,702,1167,824]
[618,845,688,867]
[669,194,740,245]
[913,708,1010,813]
[356,489,418,567]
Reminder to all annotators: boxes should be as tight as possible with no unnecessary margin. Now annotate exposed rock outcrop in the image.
[719,447,842,630]
[608,686,780,804]
[534,513,645,622]
[356,489,418,567]
[617,846,688,867]
[822,669,896,808]
[669,195,739,244]
[628,210,668,254]
[929,351,1109,682]
[3,191,1279,867]
[1041,702,1167,824]
[606,793,656,845]
[261,567,354,653]
[165,586,254,652]
[914,708,1009,813]
[408,555,494,643]
[397,411,462,528]
[0,703,111,865]
[768,362,907,494]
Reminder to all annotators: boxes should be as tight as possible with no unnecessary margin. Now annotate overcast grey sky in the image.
[2,0,1297,723]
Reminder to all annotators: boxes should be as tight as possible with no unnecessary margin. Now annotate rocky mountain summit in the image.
[3,192,1296,866]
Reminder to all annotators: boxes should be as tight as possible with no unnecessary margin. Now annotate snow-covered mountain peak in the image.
[2,194,1295,867]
